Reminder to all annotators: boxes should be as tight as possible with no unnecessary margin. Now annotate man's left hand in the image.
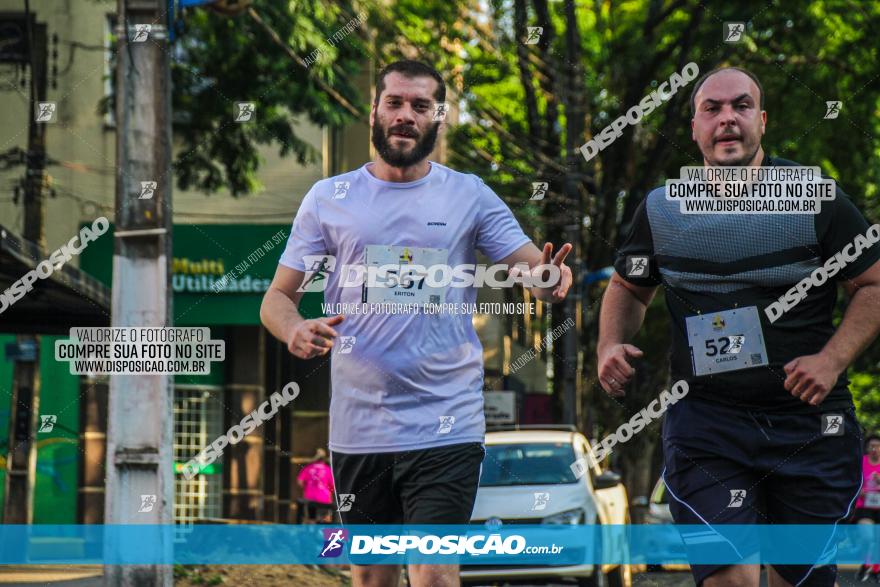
[783,352,844,406]
[529,242,572,303]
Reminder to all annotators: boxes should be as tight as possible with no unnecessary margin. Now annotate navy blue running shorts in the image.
[662,399,862,586]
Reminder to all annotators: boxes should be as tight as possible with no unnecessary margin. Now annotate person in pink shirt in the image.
[296,448,335,524]
[855,435,880,582]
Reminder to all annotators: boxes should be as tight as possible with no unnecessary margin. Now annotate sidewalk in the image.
[0,566,102,586]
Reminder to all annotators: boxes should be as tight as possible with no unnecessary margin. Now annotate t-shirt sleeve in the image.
[278,187,328,271]
[296,466,308,483]
[474,177,531,262]
[613,197,662,286]
[816,187,880,281]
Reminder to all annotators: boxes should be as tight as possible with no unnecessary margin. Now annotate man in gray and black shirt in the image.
[597,66,880,587]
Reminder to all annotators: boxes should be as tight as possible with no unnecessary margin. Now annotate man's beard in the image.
[371,119,439,168]
[709,134,761,166]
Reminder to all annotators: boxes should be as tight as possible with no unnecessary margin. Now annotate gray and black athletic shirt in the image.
[614,156,880,412]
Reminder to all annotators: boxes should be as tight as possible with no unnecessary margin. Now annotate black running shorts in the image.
[330,441,485,525]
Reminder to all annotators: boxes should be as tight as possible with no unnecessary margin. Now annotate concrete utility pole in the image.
[3,6,47,525]
[104,0,173,584]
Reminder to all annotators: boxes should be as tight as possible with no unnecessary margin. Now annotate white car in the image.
[461,426,632,587]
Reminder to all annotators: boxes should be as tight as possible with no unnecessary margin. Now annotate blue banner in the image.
[0,524,878,565]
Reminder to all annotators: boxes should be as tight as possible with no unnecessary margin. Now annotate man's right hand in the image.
[597,344,644,397]
[286,315,345,359]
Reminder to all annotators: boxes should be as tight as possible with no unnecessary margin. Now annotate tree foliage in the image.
[150,0,880,494]
[375,0,880,495]
[103,0,369,195]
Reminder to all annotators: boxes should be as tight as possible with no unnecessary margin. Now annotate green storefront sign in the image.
[79,223,323,324]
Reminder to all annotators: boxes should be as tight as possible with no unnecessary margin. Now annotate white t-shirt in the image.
[279,161,531,453]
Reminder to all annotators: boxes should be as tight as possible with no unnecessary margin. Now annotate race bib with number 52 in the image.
[686,306,769,376]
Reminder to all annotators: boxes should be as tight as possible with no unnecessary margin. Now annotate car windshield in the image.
[480,442,579,486]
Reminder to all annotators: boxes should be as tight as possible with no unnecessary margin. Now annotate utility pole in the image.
[104,0,173,584]
[3,6,47,525]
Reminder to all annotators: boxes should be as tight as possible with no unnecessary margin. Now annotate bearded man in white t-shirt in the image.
[261,59,572,587]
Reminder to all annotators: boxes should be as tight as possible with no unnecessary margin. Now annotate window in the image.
[480,442,578,486]
[173,385,224,524]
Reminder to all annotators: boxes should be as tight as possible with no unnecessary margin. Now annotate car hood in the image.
[471,482,591,521]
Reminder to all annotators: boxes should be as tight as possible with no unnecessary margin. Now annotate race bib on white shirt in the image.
[362,244,449,306]
[686,306,769,376]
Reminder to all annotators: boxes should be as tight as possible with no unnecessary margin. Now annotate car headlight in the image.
[542,508,584,525]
